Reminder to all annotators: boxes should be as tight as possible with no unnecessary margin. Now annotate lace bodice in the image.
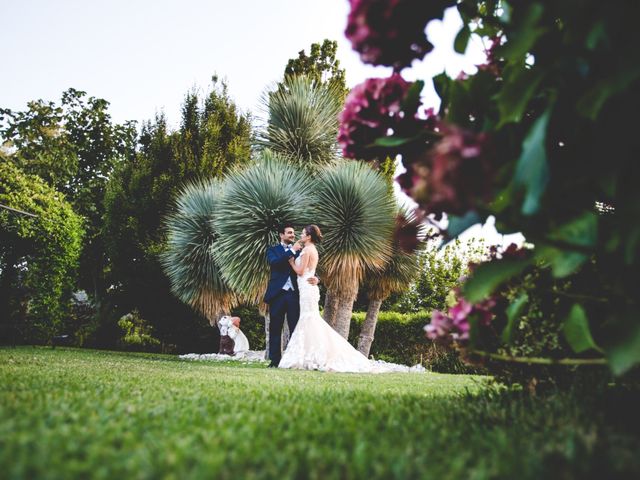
[295,252,319,315]
[295,251,316,277]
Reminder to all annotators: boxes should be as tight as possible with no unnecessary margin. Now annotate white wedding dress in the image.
[279,252,381,373]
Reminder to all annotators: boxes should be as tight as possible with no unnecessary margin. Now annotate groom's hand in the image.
[307,277,319,286]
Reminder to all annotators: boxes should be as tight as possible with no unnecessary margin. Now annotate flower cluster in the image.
[488,243,528,261]
[345,0,456,69]
[398,122,493,219]
[338,74,422,161]
[425,296,496,343]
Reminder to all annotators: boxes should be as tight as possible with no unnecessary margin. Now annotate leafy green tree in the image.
[0,89,136,300]
[284,39,348,101]
[394,238,487,314]
[0,160,84,343]
[0,100,78,190]
[104,77,251,348]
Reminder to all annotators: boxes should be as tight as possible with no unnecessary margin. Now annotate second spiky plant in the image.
[161,178,239,324]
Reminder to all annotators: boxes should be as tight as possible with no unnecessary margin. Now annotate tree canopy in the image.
[0,160,84,343]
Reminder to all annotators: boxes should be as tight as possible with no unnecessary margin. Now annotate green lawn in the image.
[1,347,638,479]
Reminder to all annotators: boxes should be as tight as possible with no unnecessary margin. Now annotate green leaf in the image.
[462,258,531,303]
[497,3,546,62]
[433,72,450,114]
[457,0,479,19]
[606,316,640,376]
[454,25,471,54]
[447,81,473,126]
[445,211,481,240]
[490,184,513,213]
[534,213,598,277]
[536,246,587,278]
[502,293,528,344]
[563,304,602,354]
[401,80,425,113]
[549,212,598,248]
[513,108,551,215]
[496,65,544,127]
[372,136,416,148]
[625,226,640,265]
[577,61,640,120]
[585,21,608,51]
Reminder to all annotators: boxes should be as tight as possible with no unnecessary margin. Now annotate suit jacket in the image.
[263,244,300,304]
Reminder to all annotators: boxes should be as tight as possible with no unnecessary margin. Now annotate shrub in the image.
[392,237,487,314]
[426,250,614,392]
[117,310,161,352]
[0,161,84,344]
[66,291,99,347]
[349,311,481,373]
[477,263,612,392]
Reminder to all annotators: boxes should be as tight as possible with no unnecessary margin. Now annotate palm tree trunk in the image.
[323,291,339,328]
[264,311,270,360]
[264,312,290,360]
[357,298,383,357]
[332,287,358,339]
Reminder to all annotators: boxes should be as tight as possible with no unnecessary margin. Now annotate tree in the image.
[0,160,83,343]
[257,75,343,168]
[312,161,396,339]
[284,39,349,102]
[357,208,424,356]
[103,77,251,348]
[212,151,315,358]
[0,89,136,301]
[161,178,240,323]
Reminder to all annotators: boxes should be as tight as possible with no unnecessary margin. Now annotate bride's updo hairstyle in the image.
[304,224,323,243]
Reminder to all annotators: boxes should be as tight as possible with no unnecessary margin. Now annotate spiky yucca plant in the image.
[257,75,342,168]
[213,151,315,304]
[357,208,425,357]
[313,161,396,339]
[161,179,238,324]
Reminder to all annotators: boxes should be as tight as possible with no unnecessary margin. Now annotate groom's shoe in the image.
[267,361,279,368]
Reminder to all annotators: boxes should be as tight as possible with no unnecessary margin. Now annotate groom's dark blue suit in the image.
[264,244,301,366]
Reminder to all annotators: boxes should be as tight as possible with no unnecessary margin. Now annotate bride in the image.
[278,224,377,373]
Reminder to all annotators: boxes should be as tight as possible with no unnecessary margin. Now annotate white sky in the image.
[1,0,520,247]
[1,0,489,127]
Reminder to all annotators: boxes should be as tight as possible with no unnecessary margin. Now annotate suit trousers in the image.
[268,289,300,365]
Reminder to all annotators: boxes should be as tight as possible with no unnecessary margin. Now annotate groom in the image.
[264,224,317,367]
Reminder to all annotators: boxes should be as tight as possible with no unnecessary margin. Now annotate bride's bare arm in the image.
[288,247,311,275]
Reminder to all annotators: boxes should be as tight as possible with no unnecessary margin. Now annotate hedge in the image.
[234,307,477,373]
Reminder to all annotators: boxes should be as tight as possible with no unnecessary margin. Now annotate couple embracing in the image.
[264,224,374,373]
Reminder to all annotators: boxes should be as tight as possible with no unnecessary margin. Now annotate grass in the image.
[1,347,638,479]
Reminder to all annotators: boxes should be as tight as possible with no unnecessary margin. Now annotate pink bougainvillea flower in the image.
[346,0,456,69]
[338,74,417,161]
[425,296,496,343]
[424,310,454,340]
[398,122,493,218]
